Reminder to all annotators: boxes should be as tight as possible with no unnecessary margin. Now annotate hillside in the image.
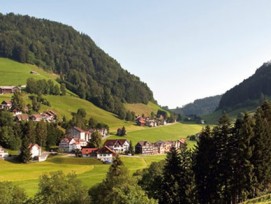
[0,58,129,129]
[124,102,169,117]
[0,13,154,116]
[218,61,271,110]
[172,95,222,116]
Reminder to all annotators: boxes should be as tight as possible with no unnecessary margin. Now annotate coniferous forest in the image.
[0,13,154,116]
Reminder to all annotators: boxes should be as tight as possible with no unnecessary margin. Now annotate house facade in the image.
[0,86,20,94]
[59,138,87,152]
[67,127,91,141]
[0,146,9,159]
[29,144,42,158]
[135,141,158,154]
[103,139,130,154]
[0,100,12,110]
[96,146,116,163]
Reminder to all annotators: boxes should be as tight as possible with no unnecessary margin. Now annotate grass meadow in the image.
[0,154,165,197]
[108,122,203,149]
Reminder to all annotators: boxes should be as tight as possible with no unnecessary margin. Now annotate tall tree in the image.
[36,121,47,147]
[88,131,102,148]
[11,90,25,112]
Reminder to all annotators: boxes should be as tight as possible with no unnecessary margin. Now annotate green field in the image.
[109,122,203,148]
[0,154,165,197]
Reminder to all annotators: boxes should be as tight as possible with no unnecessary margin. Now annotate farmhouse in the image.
[0,100,12,110]
[30,114,43,122]
[67,126,91,141]
[96,146,116,163]
[59,137,87,152]
[29,144,42,158]
[135,141,158,155]
[0,86,20,94]
[0,146,9,159]
[103,139,130,154]
[16,114,29,122]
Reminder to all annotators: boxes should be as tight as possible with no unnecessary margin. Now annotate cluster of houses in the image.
[135,116,168,127]
[135,139,186,154]
[1,100,57,123]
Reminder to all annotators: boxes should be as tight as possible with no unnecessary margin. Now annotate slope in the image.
[0,58,128,129]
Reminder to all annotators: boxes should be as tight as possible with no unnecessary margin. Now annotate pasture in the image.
[0,154,165,197]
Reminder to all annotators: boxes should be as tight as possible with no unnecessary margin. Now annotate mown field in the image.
[0,154,165,197]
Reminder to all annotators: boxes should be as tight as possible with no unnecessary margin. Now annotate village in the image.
[0,85,186,164]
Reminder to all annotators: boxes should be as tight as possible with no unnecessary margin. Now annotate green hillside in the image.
[0,57,57,85]
[0,58,128,129]
[124,102,168,117]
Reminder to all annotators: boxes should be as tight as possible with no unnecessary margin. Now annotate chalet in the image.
[136,116,146,126]
[135,141,158,155]
[59,137,87,152]
[0,100,12,110]
[0,146,9,159]
[30,114,43,122]
[16,114,29,122]
[29,144,42,158]
[96,146,116,163]
[81,147,98,157]
[67,127,91,141]
[103,139,130,154]
[146,119,157,127]
[12,109,22,116]
[41,111,57,122]
[0,86,20,94]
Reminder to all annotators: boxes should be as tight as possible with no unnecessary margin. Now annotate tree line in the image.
[136,101,271,204]
[0,13,154,117]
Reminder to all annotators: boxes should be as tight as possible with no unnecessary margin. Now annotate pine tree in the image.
[159,147,181,204]
[36,121,47,147]
[230,114,254,203]
[194,126,217,203]
[19,136,31,163]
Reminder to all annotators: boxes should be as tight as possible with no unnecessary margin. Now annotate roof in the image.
[16,114,29,121]
[0,86,16,89]
[28,143,40,149]
[179,138,186,144]
[31,114,42,119]
[97,146,116,155]
[1,100,12,105]
[73,126,90,134]
[104,139,128,147]
[81,147,98,155]
[136,141,151,146]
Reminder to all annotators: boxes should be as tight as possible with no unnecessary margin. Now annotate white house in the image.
[96,146,116,163]
[59,137,87,152]
[0,146,9,159]
[29,144,42,158]
[67,127,91,141]
[103,139,130,154]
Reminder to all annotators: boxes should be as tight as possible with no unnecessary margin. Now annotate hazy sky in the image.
[2,1,271,108]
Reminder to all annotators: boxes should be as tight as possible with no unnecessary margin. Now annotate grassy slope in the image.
[124,101,168,117]
[109,122,203,149]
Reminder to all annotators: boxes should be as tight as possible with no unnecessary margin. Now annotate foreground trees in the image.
[89,155,157,204]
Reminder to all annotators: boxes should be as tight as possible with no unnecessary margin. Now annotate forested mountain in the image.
[173,95,222,116]
[0,13,154,116]
[218,61,271,110]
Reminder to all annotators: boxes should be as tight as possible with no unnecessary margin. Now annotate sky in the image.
[1,1,271,108]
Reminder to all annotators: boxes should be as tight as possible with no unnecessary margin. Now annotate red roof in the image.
[81,147,98,155]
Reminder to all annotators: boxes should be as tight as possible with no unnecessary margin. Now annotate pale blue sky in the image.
[2,1,271,108]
